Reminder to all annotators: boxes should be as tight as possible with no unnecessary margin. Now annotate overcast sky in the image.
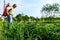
[0,0,60,18]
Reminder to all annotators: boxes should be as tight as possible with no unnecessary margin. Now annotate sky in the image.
[0,0,60,18]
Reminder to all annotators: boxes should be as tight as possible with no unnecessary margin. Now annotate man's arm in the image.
[8,9,12,12]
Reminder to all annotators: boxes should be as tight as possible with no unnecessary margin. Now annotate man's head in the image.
[13,4,17,8]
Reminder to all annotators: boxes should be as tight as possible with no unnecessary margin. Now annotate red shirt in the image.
[2,4,9,16]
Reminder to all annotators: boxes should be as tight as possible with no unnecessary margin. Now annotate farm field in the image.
[0,18,60,40]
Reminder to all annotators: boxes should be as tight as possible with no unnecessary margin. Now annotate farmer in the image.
[2,3,10,22]
[7,4,17,26]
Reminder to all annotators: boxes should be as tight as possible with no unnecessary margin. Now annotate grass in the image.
[0,18,60,40]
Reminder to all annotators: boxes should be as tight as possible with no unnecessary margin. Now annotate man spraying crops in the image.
[7,4,17,26]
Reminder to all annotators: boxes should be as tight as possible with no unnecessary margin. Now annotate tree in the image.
[22,15,29,21]
[15,13,23,22]
[29,16,35,21]
[15,13,29,22]
[41,3,60,18]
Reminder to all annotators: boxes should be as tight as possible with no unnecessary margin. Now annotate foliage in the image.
[0,19,60,40]
[0,13,60,40]
[41,3,60,18]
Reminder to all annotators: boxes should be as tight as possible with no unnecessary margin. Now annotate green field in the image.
[0,18,60,40]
